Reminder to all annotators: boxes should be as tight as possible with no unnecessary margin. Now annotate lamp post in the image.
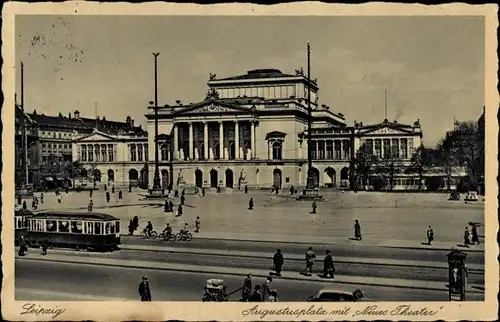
[21,60,29,186]
[306,43,315,190]
[152,52,162,192]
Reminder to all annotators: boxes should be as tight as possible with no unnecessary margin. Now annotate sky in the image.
[15,15,484,146]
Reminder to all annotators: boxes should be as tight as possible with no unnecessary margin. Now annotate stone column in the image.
[315,141,319,160]
[204,122,209,160]
[173,124,179,160]
[323,140,326,160]
[234,121,240,159]
[188,122,193,160]
[219,121,224,159]
[251,121,255,159]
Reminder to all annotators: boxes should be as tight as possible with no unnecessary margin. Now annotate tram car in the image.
[15,209,34,246]
[26,211,121,251]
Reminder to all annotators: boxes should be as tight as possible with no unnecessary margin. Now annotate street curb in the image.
[18,257,484,295]
[189,236,485,253]
[119,246,485,273]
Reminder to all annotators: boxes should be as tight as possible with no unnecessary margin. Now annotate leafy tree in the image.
[351,143,379,189]
[374,158,404,191]
[434,138,456,191]
[406,144,436,191]
[447,121,482,183]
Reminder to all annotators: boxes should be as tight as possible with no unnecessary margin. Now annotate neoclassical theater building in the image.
[146,68,424,191]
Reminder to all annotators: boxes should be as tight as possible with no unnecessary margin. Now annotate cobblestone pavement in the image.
[24,188,484,247]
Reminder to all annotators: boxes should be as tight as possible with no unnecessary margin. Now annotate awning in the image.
[44,177,54,181]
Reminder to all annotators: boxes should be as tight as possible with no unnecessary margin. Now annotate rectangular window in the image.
[391,139,399,158]
[366,139,374,155]
[58,220,70,233]
[116,221,120,234]
[374,139,382,158]
[401,139,408,159]
[95,145,100,162]
[138,145,143,162]
[334,141,342,159]
[108,144,114,162]
[383,139,391,159]
[130,144,137,162]
[144,144,148,161]
[326,141,333,159]
[342,141,351,159]
[88,145,94,162]
[94,222,102,234]
[311,141,317,159]
[102,145,107,162]
[318,141,325,159]
[105,222,111,234]
[71,221,82,233]
[46,220,57,232]
[408,139,414,156]
[85,222,94,234]
[110,221,115,234]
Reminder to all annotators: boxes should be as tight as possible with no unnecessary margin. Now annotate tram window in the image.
[85,222,94,234]
[58,220,70,233]
[71,221,83,233]
[94,222,102,234]
[105,222,110,234]
[47,220,57,232]
[116,221,120,233]
[109,222,115,234]
[36,220,45,232]
[16,217,23,229]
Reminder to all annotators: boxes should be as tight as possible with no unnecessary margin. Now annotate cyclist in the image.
[163,223,172,238]
[145,221,153,237]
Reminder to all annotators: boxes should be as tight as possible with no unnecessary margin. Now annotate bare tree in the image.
[406,144,436,191]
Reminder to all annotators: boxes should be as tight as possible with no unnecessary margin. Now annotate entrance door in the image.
[273,169,282,189]
[195,169,203,188]
[312,167,320,188]
[210,169,218,188]
[225,169,233,188]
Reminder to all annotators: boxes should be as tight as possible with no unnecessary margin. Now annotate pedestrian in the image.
[17,194,22,206]
[261,277,272,302]
[66,186,69,194]
[180,195,185,205]
[41,236,49,255]
[138,276,152,301]
[244,185,248,194]
[273,249,284,276]
[248,285,262,302]
[311,201,317,214]
[57,194,62,204]
[195,216,200,233]
[354,220,362,240]
[248,198,254,210]
[18,235,27,256]
[174,189,179,198]
[241,274,252,301]
[276,187,279,195]
[290,185,295,195]
[168,200,174,213]
[217,186,221,193]
[129,184,132,193]
[128,220,134,235]
[323,250,335,278]
[164,199,169,213]
[40,192,44,204]
[106,191,110,203]
[427,225,434,245]
[464,227,471,246]
[268,289,279,302]
[177,204,183,216]
[32,198,37,210]
[23,200,27,210]
[104,184,107,191]
[471,225,479,245]
[118,190,123,199]
[88,199,93,212]
[305,247,316,276]
[133,216,139,231]
[112,185,115,194]
[90,189,93,197]
[202,187,205,197]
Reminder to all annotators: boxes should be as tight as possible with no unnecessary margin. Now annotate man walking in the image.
[241,274,252,301]
[41,236,49,255]
[138,276,152,301]
[354,220,362,240]
[427,225,434,245]
[195,216,200,233]
[273,249,284,276]
[305,247,316,276]
[471,224,480,245]
[261,277,272,302]
[464,226,471,246]
[323,250,335,278]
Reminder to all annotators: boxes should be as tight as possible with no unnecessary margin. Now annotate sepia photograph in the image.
[2,2,498,321]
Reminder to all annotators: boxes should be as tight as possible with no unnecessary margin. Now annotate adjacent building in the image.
[72,116,148,187]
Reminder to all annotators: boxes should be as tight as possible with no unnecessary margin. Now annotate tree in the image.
[351,143,379,190]
[374,158,404,191]
[448,121,482,184]
[434,138,456,191]
[406,144,436,191]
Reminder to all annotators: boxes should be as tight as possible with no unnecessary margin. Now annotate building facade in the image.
[72,122,148,187]
[15,104,40,187]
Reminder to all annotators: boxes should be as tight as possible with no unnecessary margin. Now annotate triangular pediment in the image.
[75,130,116,142]
[173,100,254,115]
[359,124,414,136]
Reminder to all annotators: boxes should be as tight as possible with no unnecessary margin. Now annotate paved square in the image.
[27,188,484,246]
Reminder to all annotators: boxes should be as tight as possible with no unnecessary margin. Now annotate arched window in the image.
[272,142,282,160]
[160,143,169,161]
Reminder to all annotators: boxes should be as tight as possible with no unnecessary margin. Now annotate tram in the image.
[26,211,121,251]
[15,209,33,245]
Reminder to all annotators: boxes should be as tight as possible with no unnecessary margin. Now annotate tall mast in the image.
[307,43,312,173]
[21,60,29,185]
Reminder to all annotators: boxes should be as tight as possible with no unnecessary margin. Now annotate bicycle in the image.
[141,229,158,239]
[175,231,193,242]
[158,232,177,242]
